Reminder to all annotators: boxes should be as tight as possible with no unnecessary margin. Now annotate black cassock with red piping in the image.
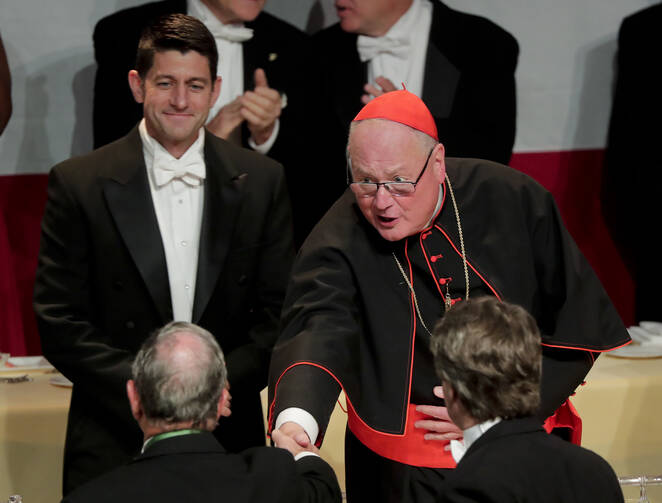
[268,158,629,501]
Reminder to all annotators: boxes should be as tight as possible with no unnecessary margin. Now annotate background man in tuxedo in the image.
[311,0,519,209]
[62,322,341,503]
[432,297,623,503]
[34,13,293,495]
[603,3,662,323]
[94,0,317,245]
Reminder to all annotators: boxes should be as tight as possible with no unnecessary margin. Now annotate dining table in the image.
[2,351,661,502]
[0,362,71,503]
[573,351,662,501]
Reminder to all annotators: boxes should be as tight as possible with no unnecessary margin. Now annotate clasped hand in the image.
[361,76,399,104]
[207,68,281,145]
[272,421,319,458]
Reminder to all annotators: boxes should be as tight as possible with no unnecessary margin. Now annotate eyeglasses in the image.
[348,147,435,197]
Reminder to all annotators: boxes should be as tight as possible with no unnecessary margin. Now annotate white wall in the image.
[0,0,657,174]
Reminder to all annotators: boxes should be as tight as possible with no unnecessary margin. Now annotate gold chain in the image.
[392,173,468,335]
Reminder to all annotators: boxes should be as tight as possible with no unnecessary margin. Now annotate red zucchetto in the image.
[352,90,438,141]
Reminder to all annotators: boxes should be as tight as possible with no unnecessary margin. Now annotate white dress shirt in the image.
[139,119,205,322]
[187,0,278,153]
[357,0,433,98]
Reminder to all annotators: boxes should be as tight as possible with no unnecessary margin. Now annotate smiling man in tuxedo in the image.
[94,0,318,245]
[34,13,293,495]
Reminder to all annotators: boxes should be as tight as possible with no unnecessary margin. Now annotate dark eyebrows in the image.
[153,74,210,85]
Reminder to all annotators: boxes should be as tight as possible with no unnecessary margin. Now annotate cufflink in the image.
[269,52,278,62]
[280,92,288,110]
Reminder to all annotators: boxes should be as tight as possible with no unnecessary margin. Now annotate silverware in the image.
[0,374,32,384]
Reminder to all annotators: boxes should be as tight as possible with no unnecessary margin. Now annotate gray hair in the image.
[132,321,227,429]
[430,297,542,422]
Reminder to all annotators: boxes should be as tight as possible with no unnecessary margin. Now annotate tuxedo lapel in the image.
[103,128,172,323]
[242,23,260,91]
[192,133,245,322]
[422,1,460,120]
[333,31,366,127]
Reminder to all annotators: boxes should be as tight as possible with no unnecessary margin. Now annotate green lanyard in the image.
[143,428,203,452]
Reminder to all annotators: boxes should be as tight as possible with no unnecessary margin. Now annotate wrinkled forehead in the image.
[348,119,429,162]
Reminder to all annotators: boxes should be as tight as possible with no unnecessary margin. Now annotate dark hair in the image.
[132,321,227,429]
[430,297,542,422]
[135,13,218,81]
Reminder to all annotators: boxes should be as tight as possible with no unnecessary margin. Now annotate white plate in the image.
[49,375,73,388]
[1,356,54,371]
[639,321,662,337]
[627,326,655,343]
[607,343,662,359]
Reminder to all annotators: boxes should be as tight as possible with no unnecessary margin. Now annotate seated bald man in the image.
[62,321,341,503]
[433,297,623,503]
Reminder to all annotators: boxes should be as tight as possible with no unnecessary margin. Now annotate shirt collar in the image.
[187,0,253,42]
[422,183,444,229]
[450,417,501,463]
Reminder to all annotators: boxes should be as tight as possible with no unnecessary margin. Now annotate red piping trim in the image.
[268,361,344,442]
[540,338,632,352]
[402,239,417,433]
[268,361,415,439]
[434,224,503,301]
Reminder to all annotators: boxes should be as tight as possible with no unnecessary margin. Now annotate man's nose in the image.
[170,84,187,110]
[374,185,394,209]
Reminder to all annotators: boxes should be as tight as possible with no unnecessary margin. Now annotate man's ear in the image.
[442,379,456,404]
[216,387,230,420]
[128,70,145,104]
[431,142,446,184]
[126,379,143,421]
[210,76,222,108]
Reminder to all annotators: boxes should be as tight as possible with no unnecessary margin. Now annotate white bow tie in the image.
[357,34,410,62]
[208,22,254,43]
[153,157,205,187]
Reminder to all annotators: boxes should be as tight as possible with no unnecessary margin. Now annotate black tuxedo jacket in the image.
[439,417,623,503]
[61,431,342,503]
[34,127,294,493]
[603,4,662,321]
[93,2,317,245]
[312,0,519,209]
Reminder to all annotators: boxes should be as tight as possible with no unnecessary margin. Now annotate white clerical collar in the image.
[187,0,253,42]
[138,119,206,185]
[423,183,444,229]
[450,417,501,463]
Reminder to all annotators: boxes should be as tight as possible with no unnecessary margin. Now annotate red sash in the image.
[347,400,456,468]
[543,398,583,445]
